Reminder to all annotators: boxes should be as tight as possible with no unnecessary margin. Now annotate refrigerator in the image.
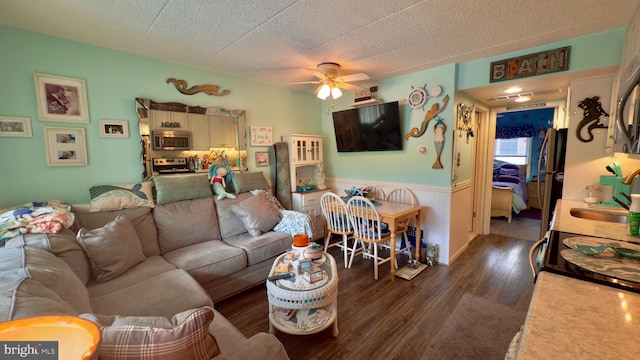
[537,128,568,240]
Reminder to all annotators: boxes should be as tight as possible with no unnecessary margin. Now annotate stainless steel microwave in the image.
[152,130,192,150]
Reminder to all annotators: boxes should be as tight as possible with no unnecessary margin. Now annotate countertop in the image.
[516,199,640,359]
[516,272,640,359]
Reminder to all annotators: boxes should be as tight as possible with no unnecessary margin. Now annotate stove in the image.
[541,230,640,293]
[152,158,192,174]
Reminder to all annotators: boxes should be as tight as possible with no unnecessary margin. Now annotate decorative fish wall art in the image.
[167,78,231,96]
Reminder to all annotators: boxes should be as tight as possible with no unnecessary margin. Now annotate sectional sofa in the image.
[0,173,294,359]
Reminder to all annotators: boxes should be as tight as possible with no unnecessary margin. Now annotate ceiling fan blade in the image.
[336,82,364,92]
[305,68,328,80]
[336,73,369,83]
[288,80,321,85]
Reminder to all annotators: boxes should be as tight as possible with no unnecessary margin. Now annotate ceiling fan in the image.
[290,62,369,100]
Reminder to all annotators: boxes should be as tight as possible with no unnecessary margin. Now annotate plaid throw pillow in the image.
[80,307,220,360]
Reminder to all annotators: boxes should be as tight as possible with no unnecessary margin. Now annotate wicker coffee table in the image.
[266,252,338,337]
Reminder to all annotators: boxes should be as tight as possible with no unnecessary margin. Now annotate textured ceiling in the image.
[1,0,638,105]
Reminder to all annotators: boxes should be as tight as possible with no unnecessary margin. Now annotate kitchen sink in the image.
[569,208,628,224]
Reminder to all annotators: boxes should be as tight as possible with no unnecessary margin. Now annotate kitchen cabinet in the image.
[292,189,330,241]
[189,113,210,150]
[209,116,237,148]
[149,109,188,130]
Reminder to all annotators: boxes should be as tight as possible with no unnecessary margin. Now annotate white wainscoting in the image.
[326,177,454,265]
[449,180,474,264]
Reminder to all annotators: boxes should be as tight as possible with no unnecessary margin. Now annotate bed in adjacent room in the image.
[491,161,528,223]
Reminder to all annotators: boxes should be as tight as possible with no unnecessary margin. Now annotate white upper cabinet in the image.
[282,134,323,165]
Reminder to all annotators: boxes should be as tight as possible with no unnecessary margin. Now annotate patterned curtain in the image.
[495,124,535,139]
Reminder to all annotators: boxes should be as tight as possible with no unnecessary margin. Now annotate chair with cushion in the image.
[384,187,418,261]
[346,196,392,280]
[320,192,354,268]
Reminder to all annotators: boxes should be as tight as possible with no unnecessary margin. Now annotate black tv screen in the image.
[332,101,402,152]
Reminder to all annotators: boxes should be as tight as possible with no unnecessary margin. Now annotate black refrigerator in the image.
[537,128,568,240]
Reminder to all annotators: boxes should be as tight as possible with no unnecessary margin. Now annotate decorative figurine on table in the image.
[209,164,236,200]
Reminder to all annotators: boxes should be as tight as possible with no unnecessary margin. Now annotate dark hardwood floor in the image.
[215,234,536,360]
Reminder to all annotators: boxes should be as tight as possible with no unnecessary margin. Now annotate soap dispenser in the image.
[627,194,640,236]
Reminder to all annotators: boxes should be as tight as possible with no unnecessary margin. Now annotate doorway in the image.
[475,100,566,240]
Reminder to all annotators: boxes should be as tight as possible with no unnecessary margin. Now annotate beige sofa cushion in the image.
[0,246,91,314]
[231,191,282,237]
[0,270,77,321]
[162,241,247,284]
[81,307,220,360]
[89,269,213,318]
[223,232,291,266]
[72,206,160,257]
[76,214,145,283]
[153,197,221,253]
[4,230,91,285]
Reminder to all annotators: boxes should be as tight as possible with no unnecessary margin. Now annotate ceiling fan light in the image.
[504,86,522,94]
[515,96,530,103]
[317,84,331,100]
[331,86,342,99]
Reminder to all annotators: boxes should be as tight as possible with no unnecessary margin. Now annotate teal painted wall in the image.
[0,26,627,208]
[322,30,626,187]
[321,64,457,186]
[0,26,321,208]
[457,29,625,90]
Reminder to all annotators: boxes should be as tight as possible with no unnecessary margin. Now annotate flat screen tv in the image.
[331,101,402,152]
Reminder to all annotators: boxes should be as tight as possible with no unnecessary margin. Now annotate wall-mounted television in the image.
[331,101,402,152]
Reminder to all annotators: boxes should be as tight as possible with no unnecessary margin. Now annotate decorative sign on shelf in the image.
[490,46,570,83]
[166,78,231,96]
[250,126,273,146]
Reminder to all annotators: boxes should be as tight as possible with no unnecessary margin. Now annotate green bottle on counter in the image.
[627,194,640,237]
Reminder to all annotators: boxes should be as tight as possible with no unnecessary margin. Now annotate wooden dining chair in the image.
[346,196,393,280]
[320,192,354,268]
[385,187,418,261]
[362,185,385,200]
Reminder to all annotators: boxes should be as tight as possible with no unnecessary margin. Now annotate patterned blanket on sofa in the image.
[0,201,75,244]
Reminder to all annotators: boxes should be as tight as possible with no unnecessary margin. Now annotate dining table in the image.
[337,197,422,281]
[374,200,422,281]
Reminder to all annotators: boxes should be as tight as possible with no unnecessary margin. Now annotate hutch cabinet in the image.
[282,134,327,240]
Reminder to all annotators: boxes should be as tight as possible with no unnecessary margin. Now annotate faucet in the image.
[622,168,640,196]
[622,168,640,185]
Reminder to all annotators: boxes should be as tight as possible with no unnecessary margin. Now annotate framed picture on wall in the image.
[44,126,88,166]
[99,119,129,138]
[255,151,270,167]
[0,116,32,137]
[250,126,273,146]
[34,73,90,123]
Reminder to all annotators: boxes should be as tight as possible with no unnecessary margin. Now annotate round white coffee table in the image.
[266,252,338,337]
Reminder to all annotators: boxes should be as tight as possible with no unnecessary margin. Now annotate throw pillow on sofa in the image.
[153,174,212,205]
[76,214,145,283]
[88,182,155,212]
[231,191,282,237]
[80,307,220,360]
